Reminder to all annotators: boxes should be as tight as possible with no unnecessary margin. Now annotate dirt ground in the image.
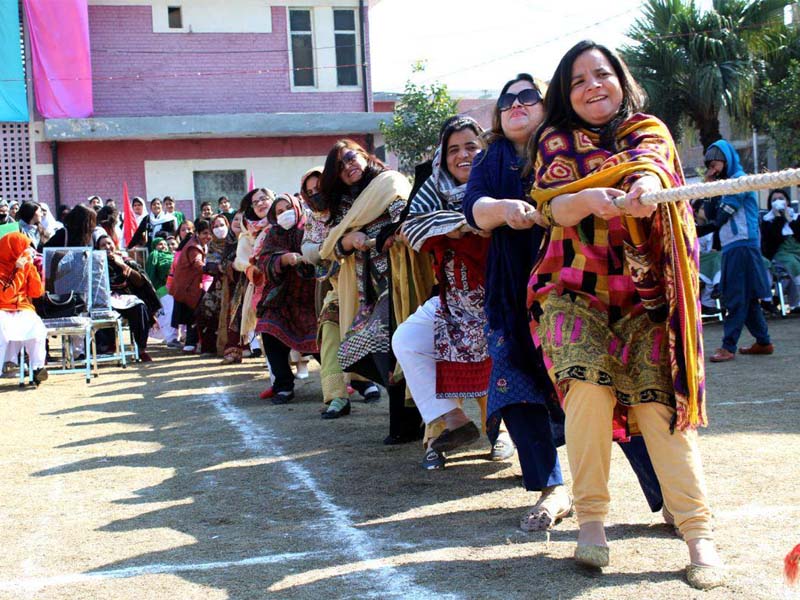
[0,316,799,600]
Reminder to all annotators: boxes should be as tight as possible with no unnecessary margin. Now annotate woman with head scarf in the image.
[761,188,800,309]
[130,198,177,249]
[319,139,433,443]
[251,194,318,403]
[0,232,47,384]
[527,41,722,587]
[95,235,161,362]
[394,115,496,469]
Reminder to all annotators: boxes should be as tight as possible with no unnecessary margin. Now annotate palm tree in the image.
[621,0,789,150]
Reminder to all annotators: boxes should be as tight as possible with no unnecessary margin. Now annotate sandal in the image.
[519,486,573,532]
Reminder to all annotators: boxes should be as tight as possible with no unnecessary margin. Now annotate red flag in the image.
[122,182,135,248]
[248,173,255,191]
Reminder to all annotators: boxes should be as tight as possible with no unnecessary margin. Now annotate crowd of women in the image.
[0,39,748,589]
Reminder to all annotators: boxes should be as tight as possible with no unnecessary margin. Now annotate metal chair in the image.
[41,247,95,383]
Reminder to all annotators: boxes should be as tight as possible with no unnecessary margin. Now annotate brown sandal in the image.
[520,487,573,532]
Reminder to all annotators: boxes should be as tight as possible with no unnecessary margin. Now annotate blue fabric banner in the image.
[0,0,29,122]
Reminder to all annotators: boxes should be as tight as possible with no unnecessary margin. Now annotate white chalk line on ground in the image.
[0,551,320,592]
[204,385,450,600]
[714,398,796,406]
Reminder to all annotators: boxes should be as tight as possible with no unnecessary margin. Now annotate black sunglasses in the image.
[338,149,359,172]
[497,88,542,112]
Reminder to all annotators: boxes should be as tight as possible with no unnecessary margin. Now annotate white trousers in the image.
[0,311,47,370]
[151,294,178,343]
[392,296,458,424]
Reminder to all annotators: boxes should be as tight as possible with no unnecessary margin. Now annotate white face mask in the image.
[772,199,787,212]
[213,226,228,239]
[276,210,297,230]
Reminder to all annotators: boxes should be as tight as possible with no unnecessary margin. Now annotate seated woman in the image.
[394,115,496,469]
[319,139,433,444]
[253,194,318,404]
[762,187,800,309]
[170,219,213,353]
[0,232,47,385]
[527,40,723,587]
[95,235,161,362]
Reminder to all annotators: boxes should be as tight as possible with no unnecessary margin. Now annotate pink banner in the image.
[23,0,93,118]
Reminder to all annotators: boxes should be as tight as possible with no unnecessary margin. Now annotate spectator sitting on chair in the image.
[95,235,161,362]
[705,140,773,362]
[45,204,96,249]
[0,232,48,385]
[761,188,800,310]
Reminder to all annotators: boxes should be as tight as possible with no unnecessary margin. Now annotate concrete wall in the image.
[88,4,371,117]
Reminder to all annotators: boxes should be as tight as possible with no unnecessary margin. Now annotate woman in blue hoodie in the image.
[705,139,773,363]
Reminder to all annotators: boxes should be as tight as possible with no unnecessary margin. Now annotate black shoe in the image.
[383,432,420,445]
[271,390,295,405]
[321,398,351,419]
[351,380,381,402]
[33,368,48,386]
[421,448,446,470]
[430,421,481,453]
[250,348,263,359]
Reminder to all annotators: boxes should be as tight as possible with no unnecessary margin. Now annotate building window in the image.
[289,9,314,87]
[192,170,246,217]
[167,6,182,29]
[333,9,358,86]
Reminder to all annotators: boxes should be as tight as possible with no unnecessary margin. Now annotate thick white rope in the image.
[612,167,800,207]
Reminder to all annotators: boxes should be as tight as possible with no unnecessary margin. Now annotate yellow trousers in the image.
[565,381,713,541]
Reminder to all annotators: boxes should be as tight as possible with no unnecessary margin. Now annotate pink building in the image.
[16,1,385,218]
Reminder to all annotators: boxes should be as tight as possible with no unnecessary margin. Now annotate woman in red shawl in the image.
[0,232,47,385]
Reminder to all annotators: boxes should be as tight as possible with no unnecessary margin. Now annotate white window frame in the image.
[332,7,360,89]
[288,7,317,90]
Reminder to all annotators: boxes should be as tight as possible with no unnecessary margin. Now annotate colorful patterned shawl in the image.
[530,113,705,430]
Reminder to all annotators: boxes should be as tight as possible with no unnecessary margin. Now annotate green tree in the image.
[621,0,788,150]
[379,65,458,174]
[756,60,800,167]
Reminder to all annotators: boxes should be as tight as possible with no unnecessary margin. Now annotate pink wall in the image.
[49,135,368,209]
[88,5,372,117]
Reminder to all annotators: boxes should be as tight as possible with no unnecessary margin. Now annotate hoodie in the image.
[707,139,761,251]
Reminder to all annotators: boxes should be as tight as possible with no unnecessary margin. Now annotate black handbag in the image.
[35,292,87,319]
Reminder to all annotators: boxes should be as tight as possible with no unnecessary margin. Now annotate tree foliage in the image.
[621,0,789,150]
[379,65,458,174]
[756,60,800,167]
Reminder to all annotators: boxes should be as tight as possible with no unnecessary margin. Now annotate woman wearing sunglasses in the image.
[319,140,433,443]
[463,73,664,535]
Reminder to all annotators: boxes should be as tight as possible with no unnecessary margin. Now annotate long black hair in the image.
[531,40,646,158]
[16,201,40,224]
[63,204,97,247]
[319,139,386,224]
